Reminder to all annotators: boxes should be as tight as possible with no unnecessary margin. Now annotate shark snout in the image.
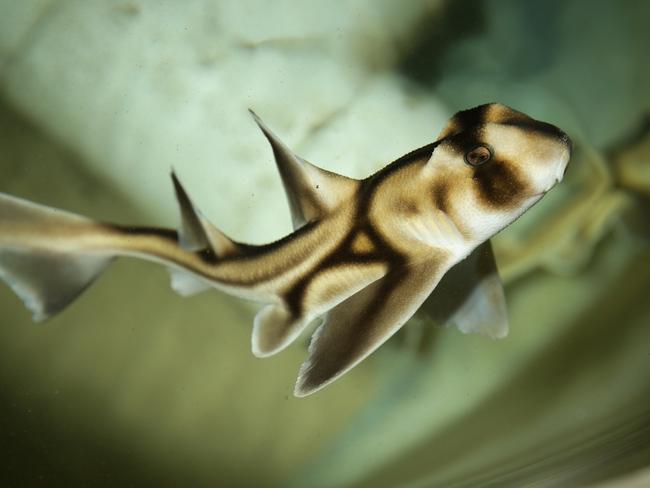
[560,132,573,157]
[558,132,572,180]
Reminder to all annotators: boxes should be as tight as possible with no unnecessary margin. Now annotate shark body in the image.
[0,103,572,396]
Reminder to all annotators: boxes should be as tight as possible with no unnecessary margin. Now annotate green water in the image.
[0,0,648,486]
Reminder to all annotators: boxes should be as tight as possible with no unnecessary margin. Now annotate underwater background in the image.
[0,0,649,486]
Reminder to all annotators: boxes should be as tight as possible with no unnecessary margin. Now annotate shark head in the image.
[429,103,572,242]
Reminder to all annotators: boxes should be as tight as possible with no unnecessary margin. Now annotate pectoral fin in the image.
[250,110,359,227]
[252,263,388,358]
[295,254,453,396]
[419,240,509,339]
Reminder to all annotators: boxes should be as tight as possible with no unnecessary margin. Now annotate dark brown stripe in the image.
[472,157,527,209]
[218,220,318,262]
[220,141,438,294]
[283,223,402,317]
[109,224,178,241]
[432,181,450,214]
[365,141,439,184]
[283,148,423,317]
[503,117,570,143]
[300,266,409,391]
[106,224,219,264]
[450,104,492,134]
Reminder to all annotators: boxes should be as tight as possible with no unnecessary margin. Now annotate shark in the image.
[0,103,572,396]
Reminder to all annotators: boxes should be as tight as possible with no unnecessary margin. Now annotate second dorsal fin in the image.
[249,110,360,228]
[171,172,240,258]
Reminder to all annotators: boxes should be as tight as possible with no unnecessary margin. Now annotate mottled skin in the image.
[0,103,571,396]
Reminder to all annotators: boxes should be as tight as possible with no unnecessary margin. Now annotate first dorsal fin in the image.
[171,172,239,257]
[249,110,360,228]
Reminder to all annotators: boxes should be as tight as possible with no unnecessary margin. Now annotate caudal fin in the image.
[0,247,112,321]
[0,173,247,318]
[0,193,113,321]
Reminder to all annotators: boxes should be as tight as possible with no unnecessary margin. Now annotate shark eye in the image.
[465,145,493,166]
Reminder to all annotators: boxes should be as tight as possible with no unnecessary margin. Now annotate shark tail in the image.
[0,192,114,321]
[0,173,242,320]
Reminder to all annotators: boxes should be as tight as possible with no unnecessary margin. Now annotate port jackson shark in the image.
[0,103,572,396]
